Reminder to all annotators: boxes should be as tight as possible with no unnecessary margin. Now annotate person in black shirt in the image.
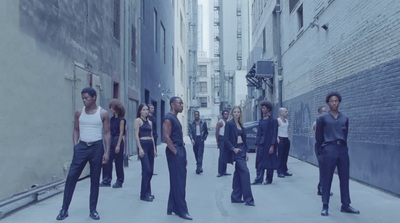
[99,99,126,188]
[163,97,193,220]
[224,106,255,206]
[252,100,278,185]
[188,111,209,174]
[148,104,158,146]
[134,104,157,202]
[316,92,360,216]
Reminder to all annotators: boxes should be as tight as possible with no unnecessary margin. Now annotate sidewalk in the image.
[1,136,399,223]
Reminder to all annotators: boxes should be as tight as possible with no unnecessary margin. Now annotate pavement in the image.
[2,136,400,223]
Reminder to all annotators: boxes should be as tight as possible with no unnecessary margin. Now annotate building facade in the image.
[140,0,175,143]
[0,0,140,201]
[245,0,400,195]
[174,0,189,136]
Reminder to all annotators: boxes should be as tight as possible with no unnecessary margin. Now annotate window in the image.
[289,0,300,13]
[297,4,303,30]
[154,9,158,52]
[161,22,166,63]
[131,25,136,64]
[180,13,183,43]
[113,82,119,98]
[113,0,120,40]
[262,28,266,53]
[198,65,207,76]
[180,57,184,82]
[197,82,207,93]
[172,46,174,76]
[141,0,145,24]
[200,97,207,107]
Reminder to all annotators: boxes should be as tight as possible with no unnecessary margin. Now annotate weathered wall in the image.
[141,0,175,142]
[279,0,400,194]
[0,0,138,200]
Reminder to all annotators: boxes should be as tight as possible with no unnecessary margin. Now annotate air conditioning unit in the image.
[254,61,274,78]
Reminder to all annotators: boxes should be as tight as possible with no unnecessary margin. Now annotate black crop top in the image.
[139,119,152,138]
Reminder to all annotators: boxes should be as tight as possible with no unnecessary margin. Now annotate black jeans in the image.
[277,137,290,174]
[101,136,124,185]
[193,136,205,170]
[231,144,254,203]
[320,144,351,206]
[139,139,155,198]
[62,140,104,211]
[166,145,189,216]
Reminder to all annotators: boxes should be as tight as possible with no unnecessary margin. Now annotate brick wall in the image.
[279,0,400,194]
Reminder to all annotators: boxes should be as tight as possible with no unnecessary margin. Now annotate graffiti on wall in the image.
[291,102,313,136]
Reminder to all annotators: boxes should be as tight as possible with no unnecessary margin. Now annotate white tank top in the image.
[79,106,103,142]
[219,119,225,136]
[278,117,289,137]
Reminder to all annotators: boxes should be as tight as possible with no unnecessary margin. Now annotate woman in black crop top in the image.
[224,106,255,206]
[134,104,157,202]
[100,99,126,188]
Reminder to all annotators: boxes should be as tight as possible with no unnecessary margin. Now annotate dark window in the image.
[113,0,120,40]
[262,28,266,53]
[161,22,166,63]
[200,97,208,107]
[297,4,303,30]
[289,0,300,13]
[145,89,150,104]
[113,82,119,98]
[154,9,158,52]
[172,46,174,76]
[131,25,136,64]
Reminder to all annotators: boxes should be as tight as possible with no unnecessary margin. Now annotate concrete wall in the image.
[279,0,400,194]
[0,0,140,200]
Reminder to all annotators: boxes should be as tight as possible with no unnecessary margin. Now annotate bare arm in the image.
[101,110,111,164]
[163,119,177,155]
[215,121,223,148]
[149,120,158,157]
[115,119,125,154]
[134,118,145,158]
[73,110,81,146]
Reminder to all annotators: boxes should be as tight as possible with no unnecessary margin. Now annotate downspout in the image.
[276,0,283,107]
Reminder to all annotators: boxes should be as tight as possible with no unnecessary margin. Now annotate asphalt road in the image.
[2,136,399,223]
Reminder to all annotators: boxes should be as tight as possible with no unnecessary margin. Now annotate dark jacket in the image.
[255,117,278,147]
[223,120,248,164]
[188,120,208,141]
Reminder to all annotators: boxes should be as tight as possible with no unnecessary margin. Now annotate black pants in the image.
[101,137,124,185]
[255,168,274,182]
[193,136,204,170]
[320,144,351,206]
[166,145,189,216]
[231,144,254,203]
[277,137,290,174]
[218,137,227,174]
[62,140,104,211]
[139,139,155,199]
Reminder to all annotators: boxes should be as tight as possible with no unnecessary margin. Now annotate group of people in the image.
[56,87,160,220]
[55,87,359,221]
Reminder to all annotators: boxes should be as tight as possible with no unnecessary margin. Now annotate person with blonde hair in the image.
[224,106,255,206]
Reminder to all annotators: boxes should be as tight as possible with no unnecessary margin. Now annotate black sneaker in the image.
[56,209,68,220]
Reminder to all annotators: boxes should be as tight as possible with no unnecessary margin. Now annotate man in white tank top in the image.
[215,110,231,177]
[56,87,110,221]
[277,107,292,178]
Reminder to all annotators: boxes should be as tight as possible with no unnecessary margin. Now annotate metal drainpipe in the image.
[276,0,283,108]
